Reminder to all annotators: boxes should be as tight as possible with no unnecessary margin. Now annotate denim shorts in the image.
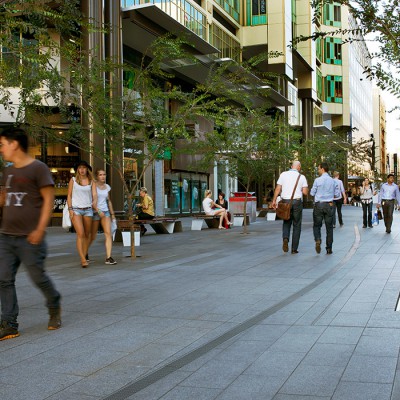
[72,207,93,217]
[92,210,110,221]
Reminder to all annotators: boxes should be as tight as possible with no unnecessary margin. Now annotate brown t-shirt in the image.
[1,160,54,236]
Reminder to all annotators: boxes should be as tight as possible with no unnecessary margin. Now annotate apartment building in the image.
[0,0,381,216]
[372,88,387,177]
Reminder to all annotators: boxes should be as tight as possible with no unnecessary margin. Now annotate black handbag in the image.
[377,209,383,220]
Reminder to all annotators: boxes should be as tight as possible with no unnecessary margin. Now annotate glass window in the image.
[246,0,267,26]
[325,75,343,103]
[323,2,341,27]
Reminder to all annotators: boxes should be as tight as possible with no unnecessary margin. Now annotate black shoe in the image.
[105,257,117,265]
[291,250,298,254]
[368,225,373,228]
[282,238,289,253]
[48,307,61,330]
[326,248,333,255]
[386,230,391,234]
[315,240,321,254]
[340,223,344,227]
[140,227,147,237]
[0,320,20,341]
[362,225,367,228]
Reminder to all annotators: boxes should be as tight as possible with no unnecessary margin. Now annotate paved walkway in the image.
[1,205,400,400]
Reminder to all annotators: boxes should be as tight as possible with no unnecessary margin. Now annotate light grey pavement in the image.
[2,205,400,400]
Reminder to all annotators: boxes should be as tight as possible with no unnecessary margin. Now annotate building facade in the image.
[0,0,383,217]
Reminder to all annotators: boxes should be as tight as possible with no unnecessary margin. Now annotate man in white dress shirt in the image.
[272,161,308,254]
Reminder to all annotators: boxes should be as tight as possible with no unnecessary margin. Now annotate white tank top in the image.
[97,184,111,212]
[72,177,93,208]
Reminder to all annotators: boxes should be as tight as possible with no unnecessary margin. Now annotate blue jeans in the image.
[282,199,303,251]
[361,201,373,227]
[313,202,334,250]
[0,234,61,325]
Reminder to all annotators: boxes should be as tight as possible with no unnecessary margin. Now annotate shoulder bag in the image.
[276,174,301,220]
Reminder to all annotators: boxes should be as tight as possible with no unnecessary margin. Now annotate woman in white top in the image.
[359,178,376,228]
[202,189,232,229]
[67,160,97,268]
[89,169,117,265]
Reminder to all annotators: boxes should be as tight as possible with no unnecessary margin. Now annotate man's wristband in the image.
[68,207,73,210]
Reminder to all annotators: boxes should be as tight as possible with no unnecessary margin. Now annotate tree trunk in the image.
[127,194,136,259]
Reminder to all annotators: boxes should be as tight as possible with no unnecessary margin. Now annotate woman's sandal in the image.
[81,262,89,268]
[218,226,226,230]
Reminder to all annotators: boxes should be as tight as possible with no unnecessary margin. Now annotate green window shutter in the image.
[324,37,342,64]
[325,75,343,103]
[246,0,267,26]
[323,2,341,27]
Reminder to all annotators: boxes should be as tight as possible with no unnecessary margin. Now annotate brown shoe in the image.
[315,240,321,254]
[48,307,61,330]
[282,238,289,253]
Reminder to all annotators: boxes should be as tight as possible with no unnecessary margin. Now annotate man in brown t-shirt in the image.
[0,127,61,341]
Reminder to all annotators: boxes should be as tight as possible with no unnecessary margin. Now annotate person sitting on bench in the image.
[136,187,155,236]
[202,189,232,230]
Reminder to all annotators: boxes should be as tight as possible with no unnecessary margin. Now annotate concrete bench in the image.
[117,217,182,235]
[191,214,221,230]
[232,214,250,226]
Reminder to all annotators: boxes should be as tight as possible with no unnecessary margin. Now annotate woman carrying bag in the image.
[359,178,376,228]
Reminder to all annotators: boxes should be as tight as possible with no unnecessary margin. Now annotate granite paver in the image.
[1,206,400,399]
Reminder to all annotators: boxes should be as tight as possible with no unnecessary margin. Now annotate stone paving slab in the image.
[1,206,400,399]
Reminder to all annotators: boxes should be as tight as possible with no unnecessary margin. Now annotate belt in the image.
[282,198,301,201]
[316,201,333,203]
[73,207,92,210]
[383,199,394,201]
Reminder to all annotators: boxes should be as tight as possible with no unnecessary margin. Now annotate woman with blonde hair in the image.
[89,169,117,265]
[66,160,97,268]
[202,189,232,229]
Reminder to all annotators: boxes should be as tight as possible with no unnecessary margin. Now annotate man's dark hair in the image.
[1,127,29,152]
[388,173,395,179]
[319,162,329,173]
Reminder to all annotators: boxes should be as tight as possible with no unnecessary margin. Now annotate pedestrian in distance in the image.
[359,178,376,228]
[67,160,97,268]
[202,189,232,230]
[272,160,308,254]
[332,171,347,227]
[310,162,336,255]
[89,169,117,265]
[0,127,61,341]
[377,173,400,233]
[136,187,155,236]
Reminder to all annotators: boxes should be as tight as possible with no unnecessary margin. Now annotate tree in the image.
[186,58,301,233]
[0,1,234,257]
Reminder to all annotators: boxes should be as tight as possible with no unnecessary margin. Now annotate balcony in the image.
[121,0,207,42]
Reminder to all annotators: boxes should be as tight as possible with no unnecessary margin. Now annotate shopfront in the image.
[164,172,208,215]
[29,135,80,224]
